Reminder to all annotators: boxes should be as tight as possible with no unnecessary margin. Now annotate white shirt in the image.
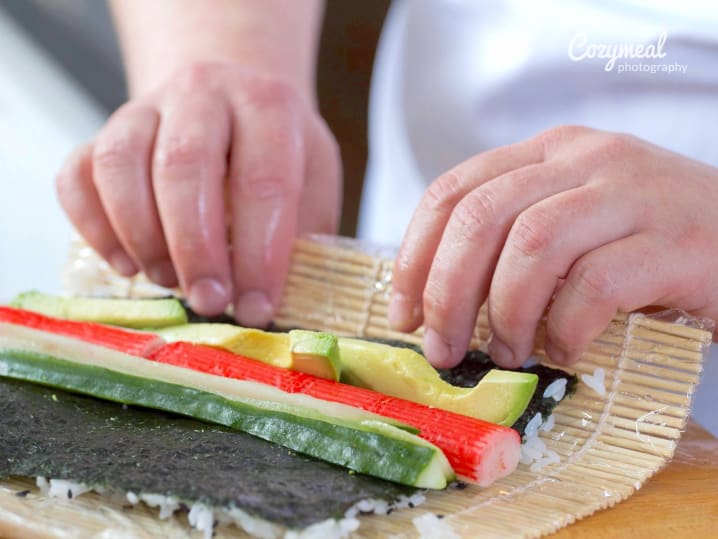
[359,0,718,244]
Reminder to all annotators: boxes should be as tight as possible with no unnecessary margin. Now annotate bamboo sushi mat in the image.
[0,236,712,539]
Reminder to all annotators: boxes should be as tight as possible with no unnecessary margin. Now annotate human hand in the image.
[389,126,718,368]
[56,63,341,326]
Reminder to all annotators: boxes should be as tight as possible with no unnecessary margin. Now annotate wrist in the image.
[127,44,316,105]
[111,0,322,105]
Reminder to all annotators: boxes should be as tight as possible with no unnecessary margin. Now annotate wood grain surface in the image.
[550,421,718,539]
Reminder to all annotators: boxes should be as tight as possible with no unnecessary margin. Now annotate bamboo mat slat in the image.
[1,235,711,539]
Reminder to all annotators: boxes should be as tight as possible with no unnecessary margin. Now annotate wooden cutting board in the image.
[550,421,718,538]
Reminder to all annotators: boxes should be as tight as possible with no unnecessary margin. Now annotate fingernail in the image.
[488,335,515,367]
[189,278,230,316]
[388,292,417,330]
[423,328,460,368]
[109,250,137,277]
[147,260,178,287]
[235,291,274,328]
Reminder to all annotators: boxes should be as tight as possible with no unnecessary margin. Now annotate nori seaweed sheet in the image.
[509,364,578,435]
[182,300,238,325]
[182,302,289,332]
[437,351,578,436]
[0,378,414,529]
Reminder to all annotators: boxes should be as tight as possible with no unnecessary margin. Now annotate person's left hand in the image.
[389,125,718,368]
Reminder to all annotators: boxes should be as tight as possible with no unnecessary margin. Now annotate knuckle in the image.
[393,249,413,276]
[423,171,464,213]
[546,316,579,352]
[172,236,201,260]
[154,135,209,174]
[489,300,524,337]
[510,211,555,259]
[173,62,217,92]
[422,281,452,322]
[450,188,499,238]
[568,259,617,303]
[93,132,143,171]
[538,124,589,151]
[593,132,636,159]
[245,76,299,110]
[241,174,299,200]
[93,104,157,172]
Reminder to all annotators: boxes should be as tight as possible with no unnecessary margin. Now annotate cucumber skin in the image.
[10,292,187,329]
[0,349,439,488]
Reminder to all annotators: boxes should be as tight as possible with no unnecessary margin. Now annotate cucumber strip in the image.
[10,291,187,329]
[0,325,453,489]
[359,420,455,488]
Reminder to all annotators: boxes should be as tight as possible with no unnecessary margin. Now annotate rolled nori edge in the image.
[509,365,578,436]
[0,378,414,529]
[181,300,238,325]
[355,337,578,437]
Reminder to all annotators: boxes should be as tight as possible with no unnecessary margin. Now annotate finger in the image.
[390,138,546,333]
[298,117,342,235]
[92,104,175,285]
[228,83,305,327]
[56,143,137,276]
[544,232,678,365]
[420,163,585,368]
[487,185,637,368]
[153,95,233,315]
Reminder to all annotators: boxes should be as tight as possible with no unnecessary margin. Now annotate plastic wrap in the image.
[2,235,713,539]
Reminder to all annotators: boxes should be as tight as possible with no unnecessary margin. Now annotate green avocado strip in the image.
[0,349,442,488]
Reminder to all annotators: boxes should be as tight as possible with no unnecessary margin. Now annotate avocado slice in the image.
[289,329,341,381]
[11,291,187,329]
[338,338,537,426]
[158,323,291,368]
[158,324,342,381]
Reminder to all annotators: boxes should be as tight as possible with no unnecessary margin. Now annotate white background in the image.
[0,9,102,301]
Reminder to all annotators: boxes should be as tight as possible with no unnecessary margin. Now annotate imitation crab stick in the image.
[150,342,521,484]
[0,306,163,357]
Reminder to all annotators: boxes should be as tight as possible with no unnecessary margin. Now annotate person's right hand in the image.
[56,62,341,326]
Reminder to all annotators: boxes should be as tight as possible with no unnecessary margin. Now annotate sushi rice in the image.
[31,410,563,537]
[581,367,607,396]
[543,379,568,401]
[412,512,460,539]
[33,406,562,539]
[518,411,563,472]
[33,476,427,539]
